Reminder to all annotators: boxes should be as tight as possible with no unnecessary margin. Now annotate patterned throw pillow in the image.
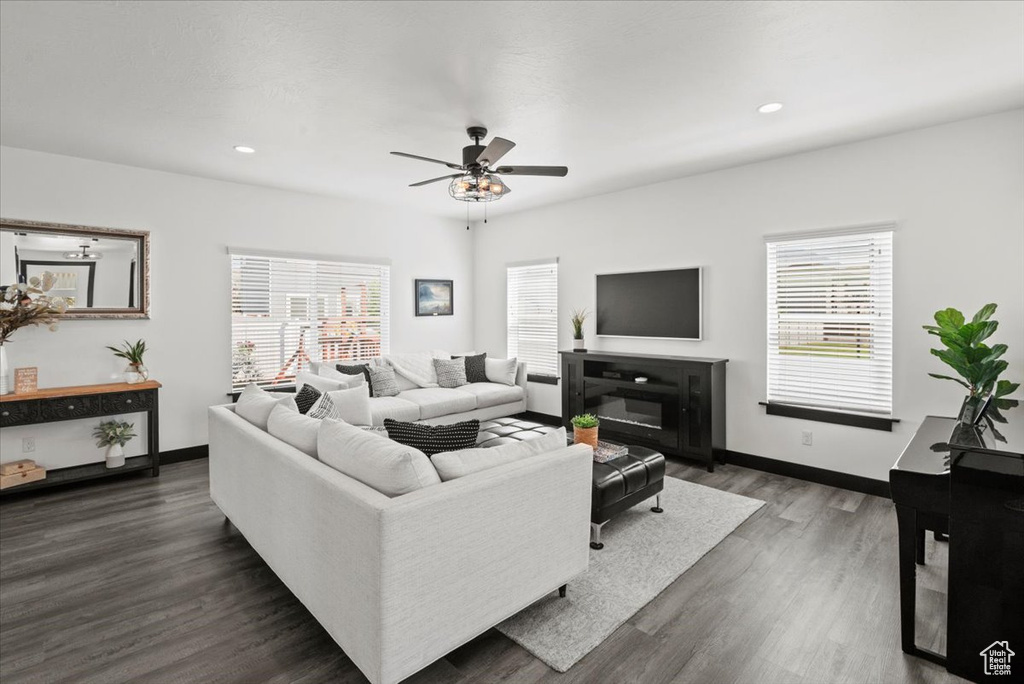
[336,363,373,394]
[433,357,467,388]
[307,392,338,420]
[458,352,488,383]
[368,365,400,398]
[294,384,322,415]
[383,419,480,457]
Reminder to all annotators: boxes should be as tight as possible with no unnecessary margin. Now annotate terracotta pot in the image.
[574,425,599,449]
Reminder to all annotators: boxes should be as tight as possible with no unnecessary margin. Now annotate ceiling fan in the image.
[391,126,568,202]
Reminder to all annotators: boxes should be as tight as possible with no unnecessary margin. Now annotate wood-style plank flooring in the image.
[0,458,964,683]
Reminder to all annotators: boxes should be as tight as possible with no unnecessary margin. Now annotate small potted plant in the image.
[107,339,148,384]
[93,419,137,468]
[570,308,588,352]
[571,413,600,448]
[924,303,1019,424]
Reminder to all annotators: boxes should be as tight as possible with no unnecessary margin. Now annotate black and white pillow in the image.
[433,357,467,388]
[368,365,400,398]
[336,363,373,394]
[307,392,338,420]
[458,352,488,383]
[294,384,322,415]
[383,419,480,457]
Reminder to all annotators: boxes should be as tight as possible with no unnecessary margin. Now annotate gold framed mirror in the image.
[1,218,150,319]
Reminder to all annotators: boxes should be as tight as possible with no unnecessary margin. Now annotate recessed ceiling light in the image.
[233,145,256,154]
[757,102,784,114]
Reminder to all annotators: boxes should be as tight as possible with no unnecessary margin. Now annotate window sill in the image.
[759,401,899,432]
[527,374,559,385]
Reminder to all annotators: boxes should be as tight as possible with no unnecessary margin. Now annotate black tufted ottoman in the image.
[477,418,665,550]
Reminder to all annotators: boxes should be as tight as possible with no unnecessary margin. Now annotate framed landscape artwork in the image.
[415,279,453,316]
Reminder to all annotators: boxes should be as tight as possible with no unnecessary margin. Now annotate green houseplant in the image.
[571,413,600,448]
[107,339,148,384]
[570,308,589,352]
[924,303,1019,426]
[93,420,137,469]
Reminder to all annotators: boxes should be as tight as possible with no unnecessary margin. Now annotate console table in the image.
[0,380,161,495]
[560,350,727,471]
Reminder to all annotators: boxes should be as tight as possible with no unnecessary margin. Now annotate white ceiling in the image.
[2,1,1022,220]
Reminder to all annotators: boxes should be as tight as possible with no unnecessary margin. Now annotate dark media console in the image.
[560,350,727,471]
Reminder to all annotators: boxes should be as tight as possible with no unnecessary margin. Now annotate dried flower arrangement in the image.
[0,273,67,344]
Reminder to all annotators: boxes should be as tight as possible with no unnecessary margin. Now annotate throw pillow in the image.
[317,364,364,387]
[335,363,373,393]
[318,420,440,497]
[433,357,468,388]
[307,384,373,426]
[432,428,566,481]
[294,384,322,415]
[267,402,322,458]
[236,384,297,430]
[296,371,353,395]
[383,419,480,457]
[456,352,488,383]
[368,365,400,398]
[485,357,518,386]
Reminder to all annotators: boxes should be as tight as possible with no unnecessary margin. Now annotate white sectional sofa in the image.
[208,402,591,684]
[308,358,528,425]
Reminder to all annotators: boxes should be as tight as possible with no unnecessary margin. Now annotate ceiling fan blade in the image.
[477,137,516,166]
[409,174,462,187]
[391,151,464,170]
[494,165,568,177]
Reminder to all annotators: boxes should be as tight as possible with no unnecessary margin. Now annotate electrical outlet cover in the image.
[801,431,813,446]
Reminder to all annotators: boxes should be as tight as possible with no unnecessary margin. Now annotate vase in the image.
[957,395,987,425]
[124,363,148,384]
[572,338,586,352]
[574,425,599,449]
[0,344,10,395]
[106,443,125,469]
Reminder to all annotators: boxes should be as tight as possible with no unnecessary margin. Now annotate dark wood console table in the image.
[0,380,161,495]
[560,350,726,471]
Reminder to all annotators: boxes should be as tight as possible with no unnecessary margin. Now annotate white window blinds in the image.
[766,227,893,416]
[230,250,390,391]
[507,259,559,378]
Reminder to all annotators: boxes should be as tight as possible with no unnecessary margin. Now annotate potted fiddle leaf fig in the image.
[924,303,1019,426]
[571,413,600,448]
[570,308,588,352]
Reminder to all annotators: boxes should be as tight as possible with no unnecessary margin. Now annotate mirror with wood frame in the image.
[1,219,150,319]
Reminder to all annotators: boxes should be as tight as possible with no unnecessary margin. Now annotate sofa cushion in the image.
[369,396,421,425]
[456,352,488,383]
[307,384,373,426]
[457,382,525,409]
[335,363,373,391]
[432,428,567,481]
[294,384,322,414]
[318,364,365,388]
[383,351,442,388]
[368,365,401,398]
[434,357,468,388]
[485,357,518,386]
[296,370,357,395]
[398,387,476,419]
[236,384,298,430]
[383,419,480,457]
[318,420,440,497]
[267,403,321,458]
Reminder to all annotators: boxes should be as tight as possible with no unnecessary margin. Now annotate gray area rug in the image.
[496,476,765,672]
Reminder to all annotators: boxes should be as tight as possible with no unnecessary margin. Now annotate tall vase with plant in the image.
[924,303,1019,428]
[93,420,137,469]
[0,273,67,394]
[570,308,589,352]
[107,339,149,384]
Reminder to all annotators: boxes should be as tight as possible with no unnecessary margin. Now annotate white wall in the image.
[0,147,472,468]
[472,110,1024,482]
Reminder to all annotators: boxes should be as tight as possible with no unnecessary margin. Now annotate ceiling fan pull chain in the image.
[466,201,470,230]
[484,201,488,224]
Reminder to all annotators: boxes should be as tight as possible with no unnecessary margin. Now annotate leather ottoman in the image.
[590,446,665,549]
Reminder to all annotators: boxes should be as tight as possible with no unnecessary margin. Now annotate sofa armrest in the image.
[374,444,591,683]
[516,361,528,401]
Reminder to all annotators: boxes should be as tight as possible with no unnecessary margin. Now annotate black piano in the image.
[891,411,1024,682]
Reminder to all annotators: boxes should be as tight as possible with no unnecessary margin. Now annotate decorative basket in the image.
[573,425,599,449]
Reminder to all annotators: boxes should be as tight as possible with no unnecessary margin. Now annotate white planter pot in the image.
[106,443,126,469]
[0,344,10,395]
[572,338,586,351]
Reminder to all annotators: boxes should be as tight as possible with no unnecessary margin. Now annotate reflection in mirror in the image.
[1,219,149,319]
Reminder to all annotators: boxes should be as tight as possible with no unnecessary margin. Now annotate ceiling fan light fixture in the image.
[64,244,103,260]
[448,173,509,202]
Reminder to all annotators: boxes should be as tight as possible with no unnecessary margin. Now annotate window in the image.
[507,259,559,379]
[766,226,893,422]
[230,249,390,391]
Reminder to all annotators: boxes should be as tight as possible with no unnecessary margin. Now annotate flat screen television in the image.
[596,267,702,340]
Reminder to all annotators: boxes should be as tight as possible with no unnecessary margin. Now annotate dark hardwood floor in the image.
[0,458,964,684]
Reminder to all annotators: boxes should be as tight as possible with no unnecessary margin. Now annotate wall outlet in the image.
[22,437,35,453]
[801,430,813,447]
